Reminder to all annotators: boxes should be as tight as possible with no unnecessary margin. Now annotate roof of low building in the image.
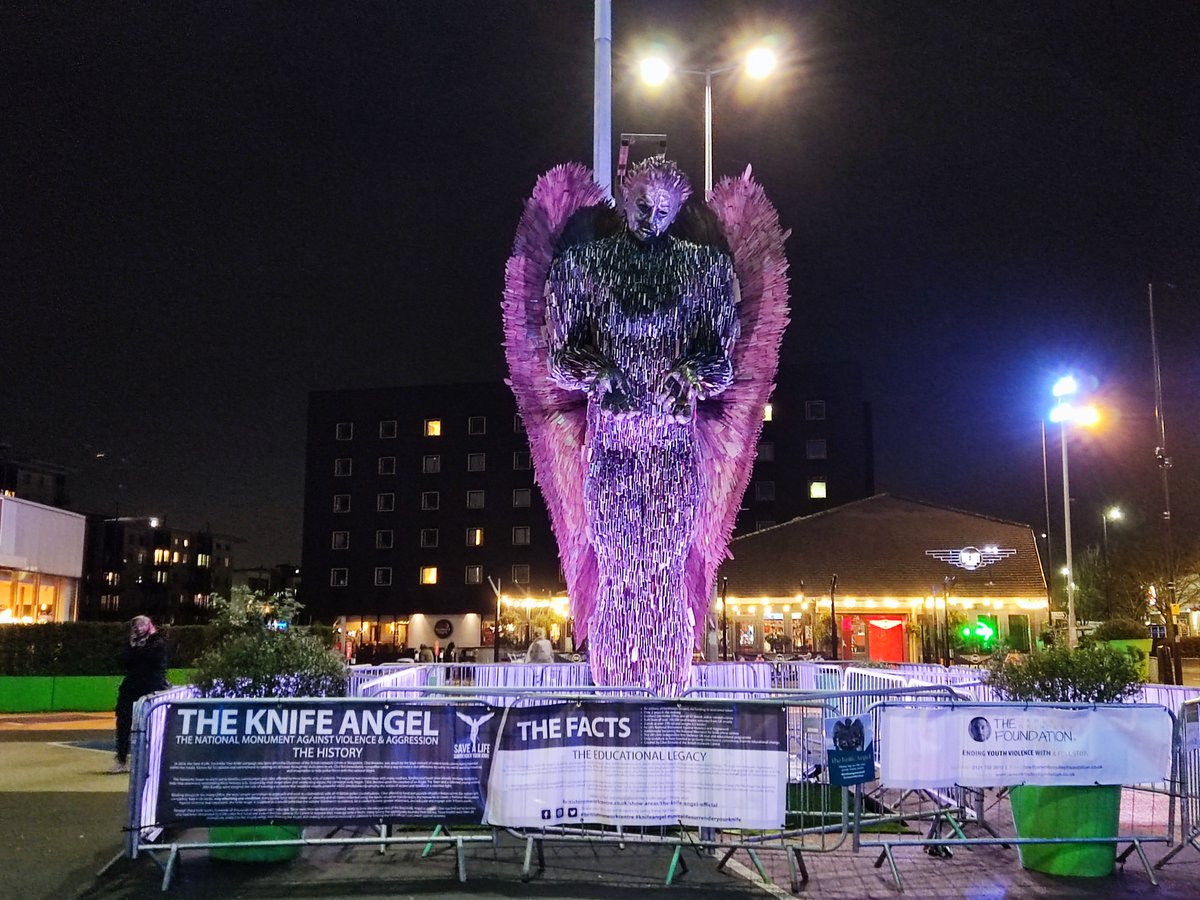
[721,494,1047,599]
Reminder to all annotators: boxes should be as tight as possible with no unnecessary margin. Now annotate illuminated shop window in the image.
[420,566,438,585]
[466,527,484,547]
[424,419,442,437]
[809,480,827,499]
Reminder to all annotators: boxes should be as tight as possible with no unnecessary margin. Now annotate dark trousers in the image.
[115,683,138,763]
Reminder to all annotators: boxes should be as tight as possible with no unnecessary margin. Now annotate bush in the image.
[1091,619,1149,641]
[192,588,347,698]
[1178,636,1200,658]
[986,645,1141,704]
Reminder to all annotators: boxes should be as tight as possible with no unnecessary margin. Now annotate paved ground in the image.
[2,711,1198,899]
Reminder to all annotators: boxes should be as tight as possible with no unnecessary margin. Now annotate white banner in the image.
[483,701,786,829]
[881,705,1173,787]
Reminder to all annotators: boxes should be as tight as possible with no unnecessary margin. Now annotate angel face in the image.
[620,158,691,242]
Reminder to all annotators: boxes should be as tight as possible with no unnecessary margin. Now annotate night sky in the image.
[4,1,1198,571]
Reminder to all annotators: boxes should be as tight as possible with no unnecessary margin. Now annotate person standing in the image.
[112,615,168,773]
[526,628,554,663]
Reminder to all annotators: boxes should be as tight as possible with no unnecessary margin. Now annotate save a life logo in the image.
[453,711,495,760]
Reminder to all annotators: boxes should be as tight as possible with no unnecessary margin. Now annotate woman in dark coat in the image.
[112,615,169,773]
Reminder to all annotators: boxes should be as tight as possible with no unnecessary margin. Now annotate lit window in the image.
[512,526,531,546]
[334,458,353,477]
[465,565,483,585]
[197,553,211,567]
[420,528,439,548]
[336,422,354,440]
[806,439,827,460]
[466,490,485,509]
[420,566,438,585]
[763,403,773,422]
[809,480,828,499]
[467,452,486,472]
[331,568,349,587]
[468,416,486,435]
[755,481,776,501]
[466,527,484,547]
[333,494,351,513]
[421,491,439,511]
[376,529,394,549]
[756,520,777,531]
[513,488,531,508]
[513,415,526,433]
[155,571,168,584]
[332,531,349,550]
[513,450,531,470]
[757,441,775,462]
[424,419,442,437]
[171,551,180,563]
[805,400,826,421]
[374,567,393,587]
[154,548,169,564]
[422,454,441,474]
[378,456,396,475]
[377,493,395,512]
[182,538,189,548]
[379,420,397,439]
[511,564,530,585]
[104,571,120,586]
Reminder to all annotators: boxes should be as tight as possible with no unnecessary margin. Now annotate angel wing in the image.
[502,163,607,638]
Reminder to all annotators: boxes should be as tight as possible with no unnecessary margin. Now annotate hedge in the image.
[0,623,218,676]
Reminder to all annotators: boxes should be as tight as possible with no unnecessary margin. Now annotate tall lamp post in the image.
[1102,506,1122,618]
[1049,376,1099,648]
[639,45,778,196]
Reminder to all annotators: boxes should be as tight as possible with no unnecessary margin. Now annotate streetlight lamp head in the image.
[745,46,777,80]
[1052,375,1078,398]
[1049,402,1072,424]
[639,56,671,87]
[1106,506,1123,521]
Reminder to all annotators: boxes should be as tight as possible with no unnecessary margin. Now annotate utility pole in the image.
[829,574,839,661]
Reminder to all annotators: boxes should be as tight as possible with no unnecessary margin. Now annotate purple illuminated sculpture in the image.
[503,159,789,694]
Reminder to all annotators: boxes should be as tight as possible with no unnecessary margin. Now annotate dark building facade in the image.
[79,517,235,624]
[300,383,561,644]
[0,445,71,508]
[737,362,875,534]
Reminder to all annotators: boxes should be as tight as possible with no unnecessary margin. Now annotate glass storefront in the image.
[0,567,77,623]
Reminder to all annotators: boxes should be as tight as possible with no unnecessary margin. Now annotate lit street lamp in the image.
[639,44,778,195]
[1049,375,1100,648]
[1102,505,1123,558]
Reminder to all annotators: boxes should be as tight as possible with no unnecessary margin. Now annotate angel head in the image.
[620,157,691,242]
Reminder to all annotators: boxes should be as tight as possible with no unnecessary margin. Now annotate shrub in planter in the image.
[193,588,347,862]
[986,645,1141,877]
[1089,619,1151,680]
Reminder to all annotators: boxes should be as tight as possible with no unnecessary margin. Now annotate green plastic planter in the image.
[1009,784,1121,876]
[208,824,303,862]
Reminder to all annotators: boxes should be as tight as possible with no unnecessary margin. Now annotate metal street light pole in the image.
[1060,419,1077,648]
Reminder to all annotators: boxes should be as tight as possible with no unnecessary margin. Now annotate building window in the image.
[155,571,168,584]
[466,527,484,547]
[331,568,349,587]
[333,494,351,513]
[466,490,485,509]
[805,400,826,421]
[512,526,531,546]
[379,419,398,439]
[336,422,353,440]
[334,458,353,477]
[806,439,827,460]
[755,481,776,502]
[374,567,393,586]
[378,456,396,475]
[424,419,442,437]
[420,528,439,548]
[755,520,777,531]
[420,566,438,585]
[376,529,394,549]
[422,454,441,474]
[513,414,526,433]
[331,531,349,550]
[377,492,395,512]
[809,480,828,499]
[757,441,775,462]
[421,491,439,510]
[763,403,773,422]
[465,565,483,585]
[513,488,531,508]
[468,416,486,435]
[513,450,531,470]
[511,564,530,585]
[467,452,486,472]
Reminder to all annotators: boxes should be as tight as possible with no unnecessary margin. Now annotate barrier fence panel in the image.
[1158,697,1200,867]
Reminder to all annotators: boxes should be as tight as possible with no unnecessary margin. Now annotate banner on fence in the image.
[824,714,875,786]
[483,701,786,829]
[156,700,498,825]
[881,705,1173,788]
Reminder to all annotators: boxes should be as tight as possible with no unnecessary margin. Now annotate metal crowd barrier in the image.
[1158,697,1200,867]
